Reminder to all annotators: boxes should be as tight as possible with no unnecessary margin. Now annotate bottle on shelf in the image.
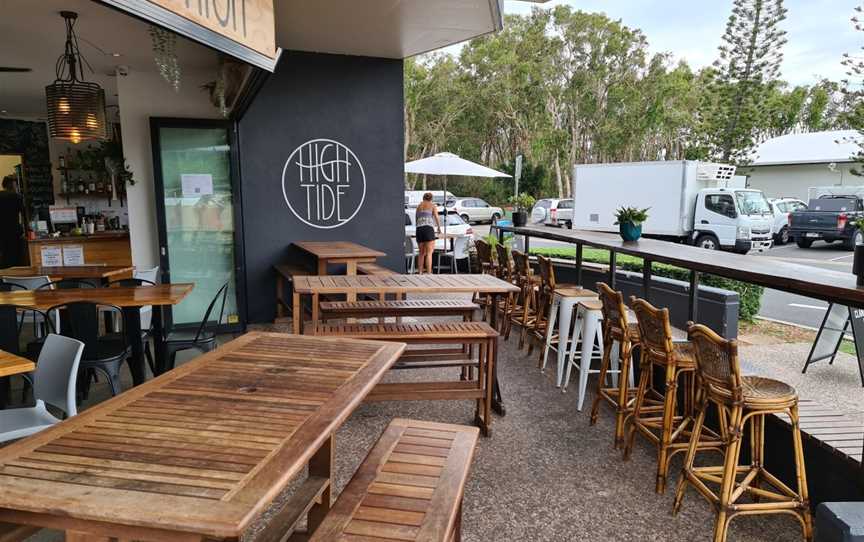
[96,177,104,193]
[77,177,85,194]
[88,175,96,193]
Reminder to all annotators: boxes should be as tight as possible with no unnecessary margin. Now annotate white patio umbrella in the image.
[404,152,511,242]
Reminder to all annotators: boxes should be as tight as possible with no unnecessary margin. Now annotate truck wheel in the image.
[776,227,789,245]
[695,234,720,250]
[845,230,863,250]
[796,238,813,249]
[460,214,471,225]
[565,220,572,229]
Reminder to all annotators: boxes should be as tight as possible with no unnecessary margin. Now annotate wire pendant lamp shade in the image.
[45,11,108,143]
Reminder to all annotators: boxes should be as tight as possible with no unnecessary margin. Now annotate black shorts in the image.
[416,225,436,243]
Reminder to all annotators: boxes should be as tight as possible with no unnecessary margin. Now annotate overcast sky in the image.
[499,0,861,86]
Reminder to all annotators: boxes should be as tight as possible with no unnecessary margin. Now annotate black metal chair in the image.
[46,301,129,397]
[163,282,228,371]
[37,279,98,290]
[0,305,53,405]
[108,278,157,376]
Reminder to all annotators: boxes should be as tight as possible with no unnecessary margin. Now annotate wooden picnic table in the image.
[0,332,406,542]
[294,241,386,276]
[0,265,134,283]
[292,273,519,415]
[0,284,193,385]
[0,350,34,379]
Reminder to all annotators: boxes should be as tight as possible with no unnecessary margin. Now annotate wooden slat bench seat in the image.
[318,322,497,435]
[309,418,479,542]
[274,263,312,318]
[357,263,397,276]
[774,398,864,463]
[319,299,479,322]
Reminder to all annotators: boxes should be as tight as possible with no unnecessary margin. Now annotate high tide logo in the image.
[281,139,366,229]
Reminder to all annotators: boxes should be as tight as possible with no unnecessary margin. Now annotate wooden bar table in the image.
[0,284,193,385]
[294,241,385,276]
[0,265,134,284]
[0,350,36,408]
[0,332,406,542]
[292,273,520,415]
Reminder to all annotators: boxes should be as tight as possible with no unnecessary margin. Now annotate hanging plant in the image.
[149,26,181,91]
[201,56,249,118]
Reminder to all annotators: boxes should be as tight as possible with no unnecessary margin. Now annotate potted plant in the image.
[509,193,536,227]
[613,206,650,241]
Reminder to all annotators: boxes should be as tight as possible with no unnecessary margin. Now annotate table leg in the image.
[66,531,110,542]
[345,261,357,304]
[488,292,506,416]
[152,304,165,376]
[317,260,328,275]
[123,306,146,386]
[292,292,302,334]
[311,293,319,335]
[276,274,285,318]
[307,434,334,534]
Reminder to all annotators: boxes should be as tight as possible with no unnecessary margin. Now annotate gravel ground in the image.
[16,312,838,542]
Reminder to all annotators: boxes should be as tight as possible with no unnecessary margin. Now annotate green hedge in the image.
[530,247,763,322]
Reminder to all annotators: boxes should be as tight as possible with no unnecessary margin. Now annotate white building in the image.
[746,130,863,202]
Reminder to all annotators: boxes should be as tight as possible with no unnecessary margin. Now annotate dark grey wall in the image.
[238,51,404,323]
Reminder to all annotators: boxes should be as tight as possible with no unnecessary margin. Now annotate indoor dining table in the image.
[0,284,193,385]
[292,273,520,415]
[0,332,405,542]
[0,350,36,408]
[0,265,134,285]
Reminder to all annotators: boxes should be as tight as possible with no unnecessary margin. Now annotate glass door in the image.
[151,119,244,331]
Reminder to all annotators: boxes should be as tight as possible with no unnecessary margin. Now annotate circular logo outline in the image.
[281,138,366,229]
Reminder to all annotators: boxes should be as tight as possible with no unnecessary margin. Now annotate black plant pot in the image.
[854,244,864,286]
[513,211,528,227]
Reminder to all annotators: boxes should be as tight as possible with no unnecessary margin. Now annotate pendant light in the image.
[45,11,108,144]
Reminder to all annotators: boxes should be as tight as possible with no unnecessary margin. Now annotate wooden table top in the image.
[0,266,134,280]
[0,283,194,310]
[294,241,386,261]
[0,332,406,539]
[497,224,864,309]
[0,350,34,378]
[293,273,520,295]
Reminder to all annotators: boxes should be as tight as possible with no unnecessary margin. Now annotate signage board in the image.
[804,302,864,386]
[62,245,85,266]
[40,246,63,267]
[98,0,278,71]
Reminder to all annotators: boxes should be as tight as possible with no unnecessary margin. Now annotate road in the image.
[473,223,851,328]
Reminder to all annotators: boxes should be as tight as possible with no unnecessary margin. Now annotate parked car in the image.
[768,198,807,245]
[405,190,455,207]
[531,198,573,228]
[446,198,503,224]
[789,195,864,249]
[405,208,473,251]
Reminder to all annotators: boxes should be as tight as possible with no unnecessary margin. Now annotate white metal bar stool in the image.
[540,286,597,375]
[562,298,608,411]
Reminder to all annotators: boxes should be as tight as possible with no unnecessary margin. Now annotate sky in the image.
[497,0,862,86]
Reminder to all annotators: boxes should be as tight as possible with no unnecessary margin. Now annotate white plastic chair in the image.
[134,266,160,329]
[0,334,84,443]
[404,237,417,274]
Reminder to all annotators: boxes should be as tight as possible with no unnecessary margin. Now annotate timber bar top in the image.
[0,283,194,309]
[294,241,386,261]
[0,332,406,540]
[498,224,864,308]
[293,273,521,295]
[0,265,134,280]
[0,350,34,378]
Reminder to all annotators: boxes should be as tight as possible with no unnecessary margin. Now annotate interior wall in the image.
[116,68,220,268]
[238,51,405,323]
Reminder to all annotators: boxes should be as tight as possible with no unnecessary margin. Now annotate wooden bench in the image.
[308,418,479,542]
[317,322,497,435]
[274,263,311,318]
[357,262,397,275]
[319,299,479,322]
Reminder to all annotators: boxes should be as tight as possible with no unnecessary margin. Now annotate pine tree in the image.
[703,0,788,164]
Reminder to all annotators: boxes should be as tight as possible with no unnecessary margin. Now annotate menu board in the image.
[62,245,84,266]
[40,246,62,267]
[805,303,864,384]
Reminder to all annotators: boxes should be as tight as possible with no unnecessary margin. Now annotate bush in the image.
[530,247,764,322]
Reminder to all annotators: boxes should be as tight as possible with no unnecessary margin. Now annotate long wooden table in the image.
[292,273,520,415]
[0,265,134,283]
[0,332,405,541]
[0,284,193,385]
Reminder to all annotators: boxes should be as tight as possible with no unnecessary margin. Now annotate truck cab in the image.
[693,189,774,253]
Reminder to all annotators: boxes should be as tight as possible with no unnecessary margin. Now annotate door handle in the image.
[700,220,709,224]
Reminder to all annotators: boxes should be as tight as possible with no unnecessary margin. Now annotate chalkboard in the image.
[0,119,54,213]
[804,303,864,386]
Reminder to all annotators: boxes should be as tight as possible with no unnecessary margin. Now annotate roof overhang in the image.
[750,160,855,167]
[274,0,504,59]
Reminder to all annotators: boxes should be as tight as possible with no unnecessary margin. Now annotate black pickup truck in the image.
[788,195,864,249]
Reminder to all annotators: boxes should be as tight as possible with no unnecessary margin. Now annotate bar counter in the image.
[27,231,132,267]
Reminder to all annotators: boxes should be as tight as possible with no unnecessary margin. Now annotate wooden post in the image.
[575,244,583,286]
[307,434,334,534]
[689,270,699,322]
[609,251,617,289]
[643,258,652,302]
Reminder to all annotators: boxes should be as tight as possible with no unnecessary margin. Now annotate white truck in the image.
[571,161,774,253]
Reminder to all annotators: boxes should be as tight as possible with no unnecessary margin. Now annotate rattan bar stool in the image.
[673,323,813,542]
[624,297,723,493]
[511,250,539,349]
[494,243,518,339]
[472,239,496,320]
[590,282,641,448]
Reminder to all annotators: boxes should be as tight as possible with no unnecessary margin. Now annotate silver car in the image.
[531,198,573,228]
[446,198,504,225]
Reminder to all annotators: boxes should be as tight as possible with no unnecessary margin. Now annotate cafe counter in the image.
[27,232,132,267]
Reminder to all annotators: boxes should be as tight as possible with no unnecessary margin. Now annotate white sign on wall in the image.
[181,174,214,197]
[62,245,85,266]
[281,139,366,229]
[40,246,62,267]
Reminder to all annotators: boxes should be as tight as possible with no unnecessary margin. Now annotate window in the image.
[705,194,736,218]
[536,200,552,209]
[557,199,573,209]
[404,213,412,226]
[463,200,475,208]
[775,202,788,213]
[476,199,489,208]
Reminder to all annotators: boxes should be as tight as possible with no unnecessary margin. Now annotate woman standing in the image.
[415,192,441,274]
